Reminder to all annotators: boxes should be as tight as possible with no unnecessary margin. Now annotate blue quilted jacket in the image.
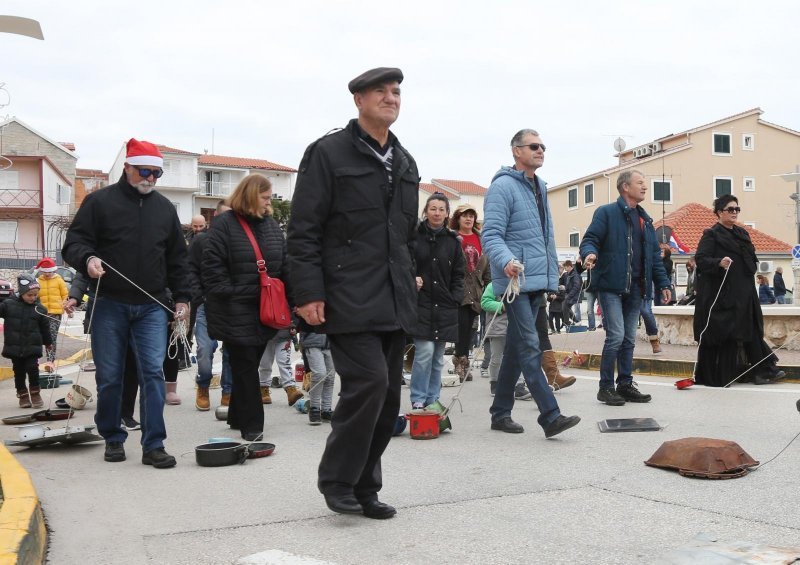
[481,167,559,295]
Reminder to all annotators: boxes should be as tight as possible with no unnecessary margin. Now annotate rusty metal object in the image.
[645,437,759,479]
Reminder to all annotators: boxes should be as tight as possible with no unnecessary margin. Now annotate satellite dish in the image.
[613,137,626,152]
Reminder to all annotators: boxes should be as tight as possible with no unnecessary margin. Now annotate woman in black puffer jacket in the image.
[203,174,289,440]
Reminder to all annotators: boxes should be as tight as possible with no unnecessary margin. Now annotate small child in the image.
[35,257,68,364]
[0,276,53,408]
[547,285,566,334]
[299,329,335,426]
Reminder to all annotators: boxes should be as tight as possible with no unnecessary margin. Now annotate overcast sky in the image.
[2,1,799,188]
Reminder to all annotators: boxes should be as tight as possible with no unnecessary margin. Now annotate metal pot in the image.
[215,405,228,421]
[195,442,248,467]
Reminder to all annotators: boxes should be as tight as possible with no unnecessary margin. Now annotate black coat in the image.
[287,119,420,334]
[412,222,465,342]
[693,223,762,345]
[202,211,288,346]
[0,297,53,358]
[62,173,190,305]
[773,272,786,297]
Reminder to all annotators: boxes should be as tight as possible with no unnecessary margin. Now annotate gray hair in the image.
[617,170,643,193]
[510,129,540,147]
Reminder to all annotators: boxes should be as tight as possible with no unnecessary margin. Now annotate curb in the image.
[0,349,91,381]
[0,445,47,564]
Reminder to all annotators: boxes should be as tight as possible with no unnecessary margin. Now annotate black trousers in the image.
[537,302,552,351]
[226,342,268,438]
[12,355,39,391]
[319,330,404,501]
[455,305,477,357]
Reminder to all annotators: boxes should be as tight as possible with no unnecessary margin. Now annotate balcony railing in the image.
[0,248,63,270]
[197,181,235,197]
[0,188,40,208]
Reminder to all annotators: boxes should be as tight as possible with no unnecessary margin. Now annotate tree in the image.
[272,199,291,229]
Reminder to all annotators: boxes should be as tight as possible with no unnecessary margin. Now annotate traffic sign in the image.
[792,245,800,260]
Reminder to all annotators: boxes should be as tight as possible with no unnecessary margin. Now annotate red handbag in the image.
[235,214,291,329]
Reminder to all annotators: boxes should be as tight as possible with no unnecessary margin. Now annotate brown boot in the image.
[285,385,303,406]
[542,350,576,390]
[261,386,272,404]
[649,335,662,354]
[195,387,210,411]
[221,392,230,407]
[29,387,44,408]
[454,356,468,382]
[17,389,32,409]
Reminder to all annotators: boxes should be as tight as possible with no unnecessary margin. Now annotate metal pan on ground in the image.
[195,441,249,467]
[4,425,103,448]
[247,442,276,459]
[2,408,74,425]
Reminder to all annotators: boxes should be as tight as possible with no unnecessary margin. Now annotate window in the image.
[568,186,578,209]
[652,179,672,203]
[0,220,17,243]
[57,184,71,204]
[742,134,754,151]
[583,182,594,205]
[568,231,579,247]
[712,132,732,155]
[714,177,733,198]
[743,177,755,192]
[0,170,20,190]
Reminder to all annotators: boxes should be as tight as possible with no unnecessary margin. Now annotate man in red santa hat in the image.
[63,138,190,469]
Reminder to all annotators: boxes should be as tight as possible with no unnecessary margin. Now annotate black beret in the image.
[348,67,404,94]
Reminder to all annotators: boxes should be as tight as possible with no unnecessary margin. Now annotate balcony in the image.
[0,188,40,208]
[197,181,236,197]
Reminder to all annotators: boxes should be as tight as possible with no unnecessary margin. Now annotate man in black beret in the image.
[288,67,419,519]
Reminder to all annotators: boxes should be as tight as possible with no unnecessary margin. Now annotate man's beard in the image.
[135,181,155,194]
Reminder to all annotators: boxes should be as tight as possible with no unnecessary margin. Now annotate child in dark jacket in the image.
[547,285,566,334]
[0,276,53,408]
[299,329,335,426]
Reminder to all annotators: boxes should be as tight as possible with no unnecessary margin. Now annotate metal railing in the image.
[0,248,63,270]
[0,188,40,208]
[197,181,235,197]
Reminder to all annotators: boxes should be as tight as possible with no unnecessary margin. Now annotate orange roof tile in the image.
[76,168,108,179]
[653,202,791,254]
[432,179,487,196]
[59,142,76,151]
[198,154,296,173]
[156,144,201,156]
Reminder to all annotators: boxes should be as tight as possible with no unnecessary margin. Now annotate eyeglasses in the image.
[515,143,546,152]
[134,167,163,179]
[722,206,741,213]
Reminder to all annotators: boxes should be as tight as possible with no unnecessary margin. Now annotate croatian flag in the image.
[669,232,690,254]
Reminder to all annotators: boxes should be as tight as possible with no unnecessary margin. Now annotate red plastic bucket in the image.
[407,411,440,440]
[294,362,305,382]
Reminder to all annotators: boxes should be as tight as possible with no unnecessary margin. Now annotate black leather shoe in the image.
[104,441,126,462]
[544,415,581,438]
[362,500,397,519]
[323,493,363,515]
[142,447,177,468]
[491,416,524,433]
[242,431,263,441]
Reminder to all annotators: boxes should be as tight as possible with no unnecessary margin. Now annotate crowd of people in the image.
[1,67,793,521]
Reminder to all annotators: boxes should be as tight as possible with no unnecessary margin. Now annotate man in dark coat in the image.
[773,266,787,304]
[287,67,419,519]
[62,138,190,469]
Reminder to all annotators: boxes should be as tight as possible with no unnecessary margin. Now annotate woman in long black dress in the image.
[693,194,785,386]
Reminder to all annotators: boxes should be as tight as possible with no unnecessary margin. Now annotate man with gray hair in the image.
[482,128,580,437]
[580,170,671,406]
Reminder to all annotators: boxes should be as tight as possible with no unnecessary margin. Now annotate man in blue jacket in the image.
[580,170,671,406]
[482,128,580,437]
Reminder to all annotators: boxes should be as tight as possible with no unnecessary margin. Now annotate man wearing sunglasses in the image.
[63,138,190,469]
[580,170,671,406]
[482,129,581,438]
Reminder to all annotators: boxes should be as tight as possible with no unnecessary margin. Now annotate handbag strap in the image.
[235,214,269,285]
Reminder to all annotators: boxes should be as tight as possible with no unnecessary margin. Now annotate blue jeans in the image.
[572,301,582,323]
[598,283,643,390]
[489,292,560,429]
[776,295,787,304]
[92,297,168,452]
[639,298,658,336]
[585,291,597,329]
[409,339,445,406]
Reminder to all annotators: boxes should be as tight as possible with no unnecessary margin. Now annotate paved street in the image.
[1,329,799,564]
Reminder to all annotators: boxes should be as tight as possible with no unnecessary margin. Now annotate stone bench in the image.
[639,305,800,350]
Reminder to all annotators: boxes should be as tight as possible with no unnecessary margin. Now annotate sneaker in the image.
[321,410,333,423]
[616,382,651,403]
[104,441,126,462]
[270,376,280,388]
[195,387,210,411]
[544,415,581,438]
[597,388,626,406]
[514,382,532,401]
[490,381,497,396]
[142,447,177,468]
[480,367,489,379]
[122,416,141,431]
[764,365,786,381]
[491,416,524,433]
[588,327,596,332]
[308,407,322,425]
[411,402,424,410]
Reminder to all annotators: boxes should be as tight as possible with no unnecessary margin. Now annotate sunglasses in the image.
[515,143,546,152]
[134,167,164,179]
[721,206,741,213]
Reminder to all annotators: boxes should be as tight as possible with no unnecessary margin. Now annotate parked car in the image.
[25,265,76,288]
[0,278,12,302]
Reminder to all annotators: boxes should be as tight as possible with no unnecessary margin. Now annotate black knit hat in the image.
[17,275,40,296]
